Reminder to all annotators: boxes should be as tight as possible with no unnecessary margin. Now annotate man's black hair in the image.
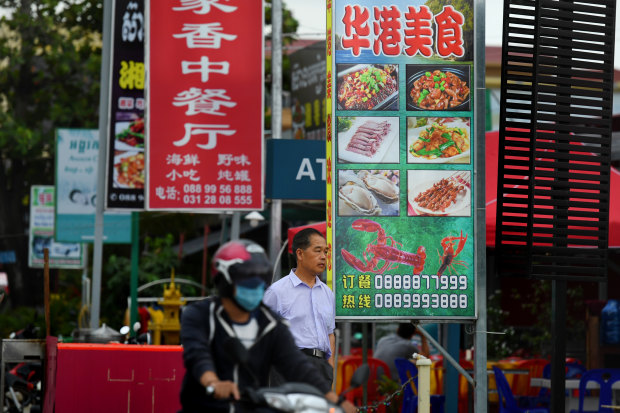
[292,228,324,263]
[396,323,416,339]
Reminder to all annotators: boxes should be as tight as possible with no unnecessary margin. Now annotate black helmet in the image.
[212,239,271,294]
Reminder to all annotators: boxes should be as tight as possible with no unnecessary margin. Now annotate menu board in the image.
[105,0,146,210]
[327,0,476,319]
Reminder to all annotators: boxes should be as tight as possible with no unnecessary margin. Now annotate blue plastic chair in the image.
[492,366,549,413]
[569,368,620,413]
[534,361,587,406]
[394,358,444,413]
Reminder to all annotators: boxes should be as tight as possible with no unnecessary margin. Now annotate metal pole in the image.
[474,0,488,410]
[269,0,283,266]
[90,0,113,329]
[201,225,209,297]
[415,355,432,413]
[129,212,139,337]
[230,212,240,240]
[550,280,567,413]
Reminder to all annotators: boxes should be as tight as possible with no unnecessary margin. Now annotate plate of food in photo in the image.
[337,64,398,111]
[407,68,470,111]
[337,117,399,163]
[408,171,471,216]
[114,117,144,151]
[113,151,145,189]
[407,117,470,164]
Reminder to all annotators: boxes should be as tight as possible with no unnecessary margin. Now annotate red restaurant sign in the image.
[146,0,264,211]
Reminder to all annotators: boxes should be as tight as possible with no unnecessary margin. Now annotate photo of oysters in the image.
[338,169,400,217]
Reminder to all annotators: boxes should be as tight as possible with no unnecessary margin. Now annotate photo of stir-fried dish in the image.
[408,69,470,110]
[114,152,145,188]
[115,117,144,148]
[409,120,470,161]
[337,65,398,110]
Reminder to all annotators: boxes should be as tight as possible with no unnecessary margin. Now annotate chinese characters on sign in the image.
[106,0,146,210]
[147,0,263,211]
[328,0,475,320]
[341,5,465,58]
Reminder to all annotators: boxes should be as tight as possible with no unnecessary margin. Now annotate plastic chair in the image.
[433,358,473,413]
[492,366,549,413]
[394,358,445,413]
[340,356,390,413]
[511,359,549,397]
[569,368,620,413]
[537,361,588,405]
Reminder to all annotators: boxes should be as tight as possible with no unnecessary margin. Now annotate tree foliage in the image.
[0,0,103,308]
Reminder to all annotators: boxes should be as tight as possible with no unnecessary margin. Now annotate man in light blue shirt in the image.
[263,228,336,389]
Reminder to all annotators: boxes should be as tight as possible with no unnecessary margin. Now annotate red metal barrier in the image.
[54,343,184,413]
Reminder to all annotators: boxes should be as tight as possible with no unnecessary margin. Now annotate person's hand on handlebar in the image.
[326,391,357,413]
[210,380,240,400]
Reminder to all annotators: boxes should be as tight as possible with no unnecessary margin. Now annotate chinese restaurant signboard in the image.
[105,0,146,210]
[146,1,264,211]
[327,0,477,320]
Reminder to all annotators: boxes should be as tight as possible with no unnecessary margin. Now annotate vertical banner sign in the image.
[105,0,146,210]
[328,0,476,320]
[55,129,132,243]
[146,0,264,211]
[29,186,84,269]
[290,42,327,140]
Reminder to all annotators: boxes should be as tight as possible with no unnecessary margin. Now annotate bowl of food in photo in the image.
[407,68,470,111]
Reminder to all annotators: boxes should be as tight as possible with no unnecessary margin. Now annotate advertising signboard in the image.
[105,0,146,210]
[327,0,476,320]
[29,186,84,269]
[265,139,326,200]
[290,41,327,140]
[55,129,132,243]
[146,1,264,211]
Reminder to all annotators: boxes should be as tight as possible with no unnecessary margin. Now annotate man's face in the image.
[297,234,328,275]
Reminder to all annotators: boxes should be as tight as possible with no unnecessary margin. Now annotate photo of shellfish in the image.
[407,170,471,217]
[338,169,400,217]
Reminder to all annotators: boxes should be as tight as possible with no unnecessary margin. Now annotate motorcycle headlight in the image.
[263,392,294,412]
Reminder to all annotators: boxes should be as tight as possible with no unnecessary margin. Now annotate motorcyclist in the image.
[179,239,356,413]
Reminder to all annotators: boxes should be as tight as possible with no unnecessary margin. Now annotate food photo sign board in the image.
[327,0,477,320]
[105,0,146,210]
[145,0,263,211]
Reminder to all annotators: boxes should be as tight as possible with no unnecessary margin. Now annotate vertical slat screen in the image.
[496,0,615,281]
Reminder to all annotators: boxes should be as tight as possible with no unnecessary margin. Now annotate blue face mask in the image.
[234,282,266,312]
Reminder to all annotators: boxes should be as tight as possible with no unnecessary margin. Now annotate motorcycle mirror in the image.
[338,364,370,405]
[349,364,370,389]
[120,326,130,335]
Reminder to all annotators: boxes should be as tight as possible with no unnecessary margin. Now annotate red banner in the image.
[146,0,263,211]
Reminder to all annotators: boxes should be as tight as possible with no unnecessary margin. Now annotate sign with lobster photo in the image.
[327,0,476,319]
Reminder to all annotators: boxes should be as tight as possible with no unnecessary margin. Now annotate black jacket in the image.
[179,297,330,412]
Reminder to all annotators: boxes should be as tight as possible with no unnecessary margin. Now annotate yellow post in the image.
[415,353,432,413]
